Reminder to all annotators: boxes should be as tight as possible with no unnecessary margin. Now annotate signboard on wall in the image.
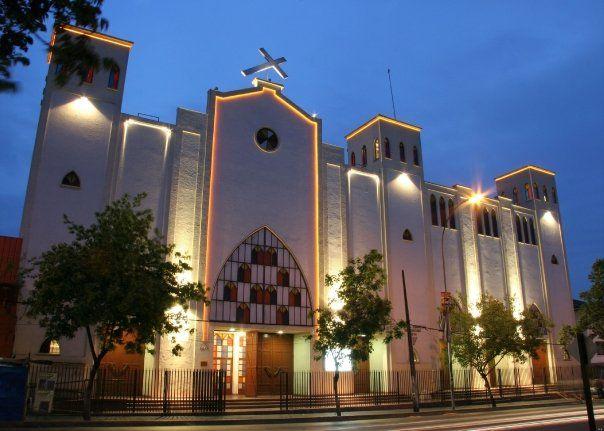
[33,372,57,413]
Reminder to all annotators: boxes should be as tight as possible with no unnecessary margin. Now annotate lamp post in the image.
[440,193,483,410]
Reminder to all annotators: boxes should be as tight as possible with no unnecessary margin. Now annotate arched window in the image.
[448,199,456,229]
[542,186,548,202]
[264,286,278,305]
[533,183,540,199]
[250,284,263,303]
[515,215,523,242]
[276,306,289,325]
[529,218,537,245]
[288,288,302,307]
[522,217,530,244]
[277,268,289,287]
[551,254,559,265]
[439,196,447,227]
[61,171,80,188]
[236,304,250,324]
[350,152,356,166]
[107,65,120,90]
[39,338,60,355]
[475,206,484,235]
[223,282,238,302]
[528,304,548,337]
[403,229,413,241]
[483,207,491,236]
[399,142,406,162]
[373,138,380,160]
[361,146,367,166]
[237,264,251,283]
[512,187,519,204]
[84,66,94,84]
[430,195,438,226]
[267,247,278,266]
[251,246,262,265]
[383,138,391,159]
[552,187,558,203]
[524,183,531,201]
[491,210,499,237]
[413,145,419,166]
[210,226,312,326]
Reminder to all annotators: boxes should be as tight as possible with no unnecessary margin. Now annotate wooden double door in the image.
[257,332,293,395]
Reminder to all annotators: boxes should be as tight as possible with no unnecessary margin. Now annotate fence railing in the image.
[27,363,226,415]
[279,366,604,411]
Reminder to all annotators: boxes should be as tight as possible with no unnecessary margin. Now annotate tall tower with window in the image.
[15,25,133,362]
[495,165,574,368]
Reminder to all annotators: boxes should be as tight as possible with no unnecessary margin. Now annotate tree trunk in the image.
[480,371,496,408]
[333,369,341,417]
[82,359,100,420]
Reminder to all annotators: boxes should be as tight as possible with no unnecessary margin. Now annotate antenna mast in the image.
[387,68,397,119]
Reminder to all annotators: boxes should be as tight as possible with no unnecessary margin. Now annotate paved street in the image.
[14,403,604,431]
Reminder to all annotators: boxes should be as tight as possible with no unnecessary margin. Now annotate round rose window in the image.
[255,128,279,152]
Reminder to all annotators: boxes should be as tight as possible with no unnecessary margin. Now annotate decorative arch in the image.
[383,138,391,159]
[108,65,120,90]
[210,226,313,326]
[439,196,447,227]
[61,171,80,188]
[350,151,356,166]
[373,138,380,160]
[512,187,519,204]
[528,304,549,337]
[399,142,406,162]
[39,338,60,355]
[430,194,438,226]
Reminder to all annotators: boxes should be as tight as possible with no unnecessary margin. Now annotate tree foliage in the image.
[449,295,550,407]
[576,259,604,338]
[311,250,405,415]
[25,193,206,419]
[559,259,604,354]
[1,0,112,91]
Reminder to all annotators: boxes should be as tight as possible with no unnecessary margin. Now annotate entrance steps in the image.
[226,396,282,413]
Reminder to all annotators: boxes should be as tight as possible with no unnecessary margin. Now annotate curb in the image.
[0,399,584,428]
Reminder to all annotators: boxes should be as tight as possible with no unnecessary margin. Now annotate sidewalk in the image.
[3,397,599,429]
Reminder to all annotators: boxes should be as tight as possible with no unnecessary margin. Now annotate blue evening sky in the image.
[0,1,602,298]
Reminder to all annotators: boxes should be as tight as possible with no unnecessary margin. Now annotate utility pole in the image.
[402,270,420,412]
[577,332,596,431]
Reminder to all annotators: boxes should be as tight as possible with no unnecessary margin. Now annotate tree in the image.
[448,295,550,408]
[25,193,206,420]
[1,0,113,92]
[576,259,604,338]
[559,259,604,356]
[310,250,405,416]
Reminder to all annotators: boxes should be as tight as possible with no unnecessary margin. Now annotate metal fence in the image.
[279,366,604,411]
[27,363,226,415]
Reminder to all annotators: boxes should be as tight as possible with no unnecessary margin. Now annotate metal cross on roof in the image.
[241,48,288,79]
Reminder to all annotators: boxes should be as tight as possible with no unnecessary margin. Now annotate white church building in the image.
[14,26,576,396]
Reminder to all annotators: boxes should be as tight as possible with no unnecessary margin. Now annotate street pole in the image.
[577,332,596,431]
[402,270,420,412]
[441,224,456,410]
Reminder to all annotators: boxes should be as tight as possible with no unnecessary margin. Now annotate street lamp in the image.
[440,192,483,410]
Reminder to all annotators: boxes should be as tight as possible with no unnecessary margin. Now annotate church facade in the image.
[14,26,576,396]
